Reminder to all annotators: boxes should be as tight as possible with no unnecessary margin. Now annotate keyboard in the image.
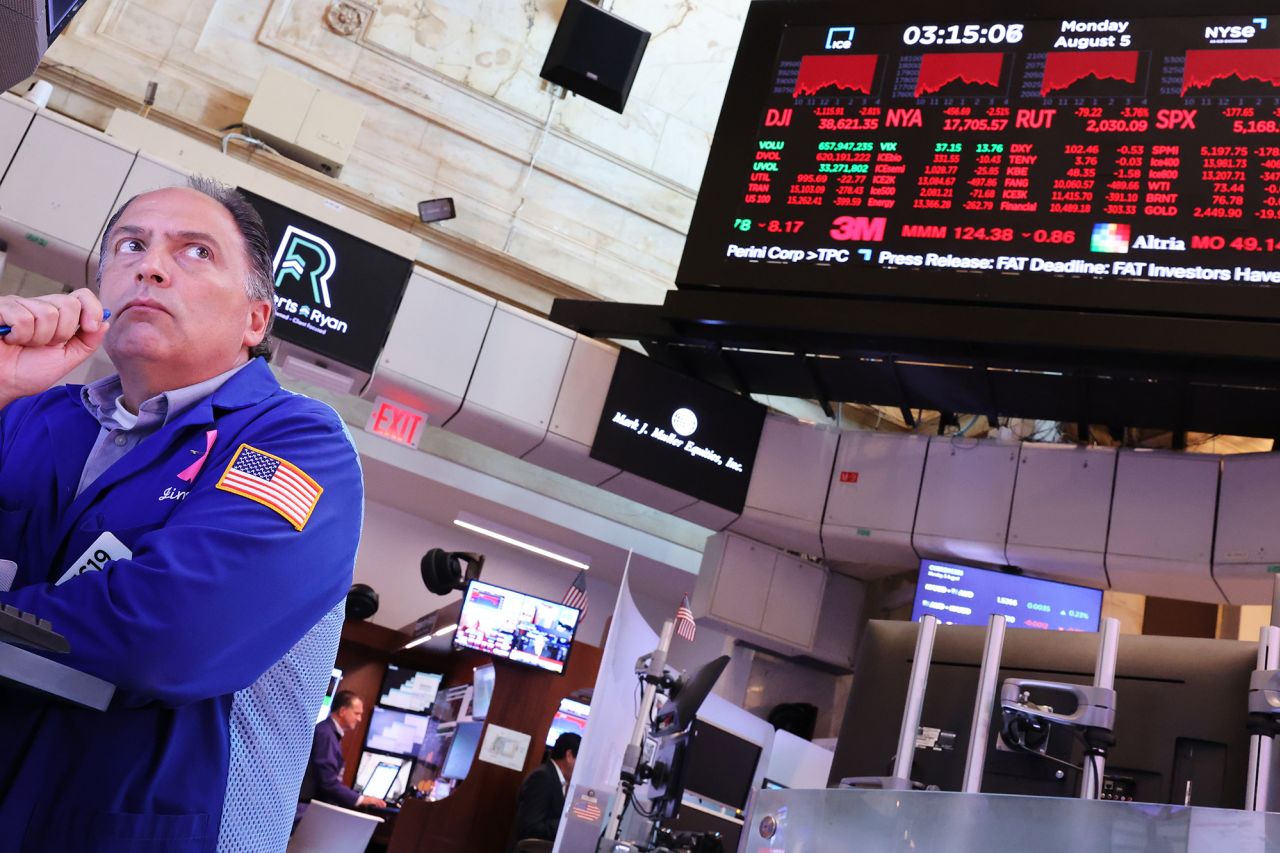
[0,604,70,654]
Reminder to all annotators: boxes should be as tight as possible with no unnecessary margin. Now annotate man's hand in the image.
[0,289,108,408]
[356,795,387,808]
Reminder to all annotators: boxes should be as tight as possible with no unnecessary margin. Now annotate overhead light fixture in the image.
[453,511,590,571]
[401,622,458,650]
[418,197,456,224]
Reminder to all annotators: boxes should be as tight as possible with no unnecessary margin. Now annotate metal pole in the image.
[893,615,939,784]
[1247,623,1280,811]
[1081,616,1120,800]
[962,613,1007,793]
[603,618,675,844]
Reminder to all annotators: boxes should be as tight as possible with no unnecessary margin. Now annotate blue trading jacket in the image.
[0,358,363,851]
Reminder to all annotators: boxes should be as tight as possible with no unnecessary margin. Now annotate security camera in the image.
[417,198,456,224]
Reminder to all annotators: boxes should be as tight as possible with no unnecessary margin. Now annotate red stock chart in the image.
[714,14,1280,292]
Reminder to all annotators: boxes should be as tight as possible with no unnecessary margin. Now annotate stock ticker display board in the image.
[678,4,1280,319]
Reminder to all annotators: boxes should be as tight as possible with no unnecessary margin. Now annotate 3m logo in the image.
[830,216,888,242]
[272,225,338,308]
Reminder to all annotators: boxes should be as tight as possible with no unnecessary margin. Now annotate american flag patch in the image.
[216,444,322,531]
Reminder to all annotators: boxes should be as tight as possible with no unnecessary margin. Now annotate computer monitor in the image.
[441,720,485,782]
[363,707,432,757]
[679,719,762,810]
[832,620,1257,808]
[471,664,495,721]
[546,698,591,747]
[314,668,343,725]
[911,560,1103,632]
[378,665,443,714]
[354,751,413,802]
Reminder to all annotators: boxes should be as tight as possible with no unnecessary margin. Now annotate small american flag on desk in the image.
[562,569,589,616]
[216,444,323,531]
[675,593,697,642]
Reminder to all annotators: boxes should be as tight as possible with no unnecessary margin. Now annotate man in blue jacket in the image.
[0,178,364,851]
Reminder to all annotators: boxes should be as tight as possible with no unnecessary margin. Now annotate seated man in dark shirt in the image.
[296,691,385,825]
[508,732,580,852]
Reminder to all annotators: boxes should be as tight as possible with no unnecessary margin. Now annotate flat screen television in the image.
[378,664,443,713]
[239,188,414,373]
[589,349,766,513]
[440,720,485,782]
[545,697,591,746]
[676,1,1280,328]
[363,706,433,757]
[453,580,582,675]
[911,559,1102,631]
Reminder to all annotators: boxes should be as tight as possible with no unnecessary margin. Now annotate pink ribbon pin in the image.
[177,430,218,483]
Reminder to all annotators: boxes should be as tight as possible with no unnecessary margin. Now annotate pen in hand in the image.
[0,308,111,337]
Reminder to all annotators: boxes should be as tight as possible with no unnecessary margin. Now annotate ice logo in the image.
[826,26,855,50]
[671,408,698,437]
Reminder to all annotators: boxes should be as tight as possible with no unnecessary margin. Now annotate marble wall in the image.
[38,0,749,312]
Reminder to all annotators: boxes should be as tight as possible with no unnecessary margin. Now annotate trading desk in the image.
[0,639,114,709]
[741,788,1280,851]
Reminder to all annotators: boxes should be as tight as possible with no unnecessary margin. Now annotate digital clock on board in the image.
[902,23,1025,46]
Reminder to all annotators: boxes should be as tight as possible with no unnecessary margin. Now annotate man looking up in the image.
[0,178,364,851]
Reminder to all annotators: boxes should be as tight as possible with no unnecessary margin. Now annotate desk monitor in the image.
[314,668,343,725]
[546,698,591,747]
[911,560,1103,632]
[680,719,763,810]
[354,751,413,802]
[378,665,443,714]
[441,720,485,782]
[364,707,432,757]
[832,620,1256,808]
[471,664,495,721]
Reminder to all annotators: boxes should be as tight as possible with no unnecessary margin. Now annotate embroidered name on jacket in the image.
[216,444,323,531]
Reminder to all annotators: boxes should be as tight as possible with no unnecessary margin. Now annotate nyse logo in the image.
[826,26,855,50]
[1204,24,1256,42]
[273,225,338,308]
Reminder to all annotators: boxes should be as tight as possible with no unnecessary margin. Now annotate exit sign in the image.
[366,397,428,447]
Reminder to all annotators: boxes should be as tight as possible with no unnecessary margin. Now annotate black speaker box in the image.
[540,0,650,114]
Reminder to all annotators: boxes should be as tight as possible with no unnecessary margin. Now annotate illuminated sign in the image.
[366,396,428,447]
[590,350,765,512]
[678,7,1280,321]
[240,189,413,373]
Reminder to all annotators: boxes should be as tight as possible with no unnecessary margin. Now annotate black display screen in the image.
[590,349,765,513]
[47,0,88,39]
[240,189,413,373]
[679,2,1280,320]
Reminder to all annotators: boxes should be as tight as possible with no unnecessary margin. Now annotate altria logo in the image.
[271,225,351,335]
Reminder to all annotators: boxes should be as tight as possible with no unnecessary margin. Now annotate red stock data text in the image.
[729,16,1280,286]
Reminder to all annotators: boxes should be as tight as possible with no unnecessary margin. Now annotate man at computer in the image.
[297,690,387,822]
[0,178,364,850]
[507,732,580,852]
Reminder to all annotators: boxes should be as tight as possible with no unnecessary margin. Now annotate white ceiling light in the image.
[400,622,458,650]
[453,511,591,571]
